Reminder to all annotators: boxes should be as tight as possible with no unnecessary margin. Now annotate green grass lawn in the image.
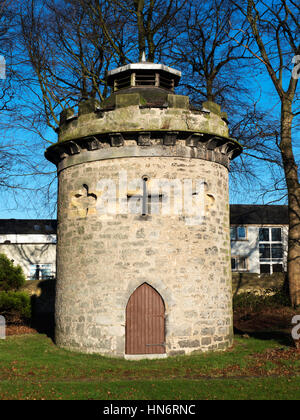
[0,333,299,400]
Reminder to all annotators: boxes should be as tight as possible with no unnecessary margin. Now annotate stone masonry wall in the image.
[55,156,233,357]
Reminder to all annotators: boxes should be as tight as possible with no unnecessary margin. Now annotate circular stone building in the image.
[45,61,242,358]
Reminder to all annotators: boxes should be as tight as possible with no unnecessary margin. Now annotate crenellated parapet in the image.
[45,95,242,171]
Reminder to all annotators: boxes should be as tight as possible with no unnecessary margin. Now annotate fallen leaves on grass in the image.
[6,325,37,336]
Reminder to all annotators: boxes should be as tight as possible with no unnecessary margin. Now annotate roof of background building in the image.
[0,219,57,235]
[230,205,288,225]
[0,205,289,234]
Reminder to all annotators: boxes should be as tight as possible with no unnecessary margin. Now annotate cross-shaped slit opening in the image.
[127,177,164,216]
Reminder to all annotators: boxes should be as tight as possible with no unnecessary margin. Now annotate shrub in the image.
[233,291,264,312]
[266,287,291,307]
[0,291,31,323]
[233,287,291,312]
[0,254,26,291]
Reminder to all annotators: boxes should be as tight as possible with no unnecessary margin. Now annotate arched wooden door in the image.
[126,283,165,355]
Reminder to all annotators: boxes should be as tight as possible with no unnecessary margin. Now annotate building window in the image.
[259,227,284,274]
[259,227,282,242]
[29,264,54,281]
[259,244,271,259]
[231,226,247,241]
[231,256,248,271]
[273,264,284,273]
[260,264,271,274]
[271,228,282,242]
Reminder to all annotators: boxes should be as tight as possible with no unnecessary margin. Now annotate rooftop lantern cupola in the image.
[107,54,181,92]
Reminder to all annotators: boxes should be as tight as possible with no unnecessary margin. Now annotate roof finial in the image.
[141,51,146,62]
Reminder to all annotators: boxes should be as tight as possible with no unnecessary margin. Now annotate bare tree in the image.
[20,0,118,132]
[170,1,275,200]
[130,0,187,61]
[82,0,187,63]
[0,0,34,198]
[172,0,250,105]
[19,0,189,133]
[11,0,188,216]
[230,0,300,305]
[0,0,15,113]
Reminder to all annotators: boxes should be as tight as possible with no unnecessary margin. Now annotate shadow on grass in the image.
[234,327,293,347]
[30,279,56,342]
[31,313,55,341]
[247,331,293,347]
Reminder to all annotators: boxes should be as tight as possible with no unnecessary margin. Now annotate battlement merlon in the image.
[56,95,234,143]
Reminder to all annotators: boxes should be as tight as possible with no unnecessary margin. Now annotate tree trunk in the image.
[134,0,146,61]
[206,78,214,102]
[280,99,300,306]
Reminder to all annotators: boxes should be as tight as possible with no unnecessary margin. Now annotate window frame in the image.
[231,256,248,272]
[29,263,54,281]
[258,226,284,275]
[230,226,248,241]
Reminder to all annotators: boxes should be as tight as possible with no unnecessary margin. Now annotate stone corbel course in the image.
[45,130,242,172]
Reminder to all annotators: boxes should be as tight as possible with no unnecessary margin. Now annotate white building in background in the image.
[230,205,288,275]
[0,219,57,281]
[0,205,289,280]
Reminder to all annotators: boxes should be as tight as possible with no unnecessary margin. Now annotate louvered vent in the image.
[113,71,175,91]
[114,74,131,90]
[135,72,156,86]
[159,73,174,90]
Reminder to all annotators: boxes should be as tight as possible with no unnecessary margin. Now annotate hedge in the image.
[0,291,31,323]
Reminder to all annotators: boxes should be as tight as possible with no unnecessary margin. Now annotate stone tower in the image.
[45,60,242,358]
